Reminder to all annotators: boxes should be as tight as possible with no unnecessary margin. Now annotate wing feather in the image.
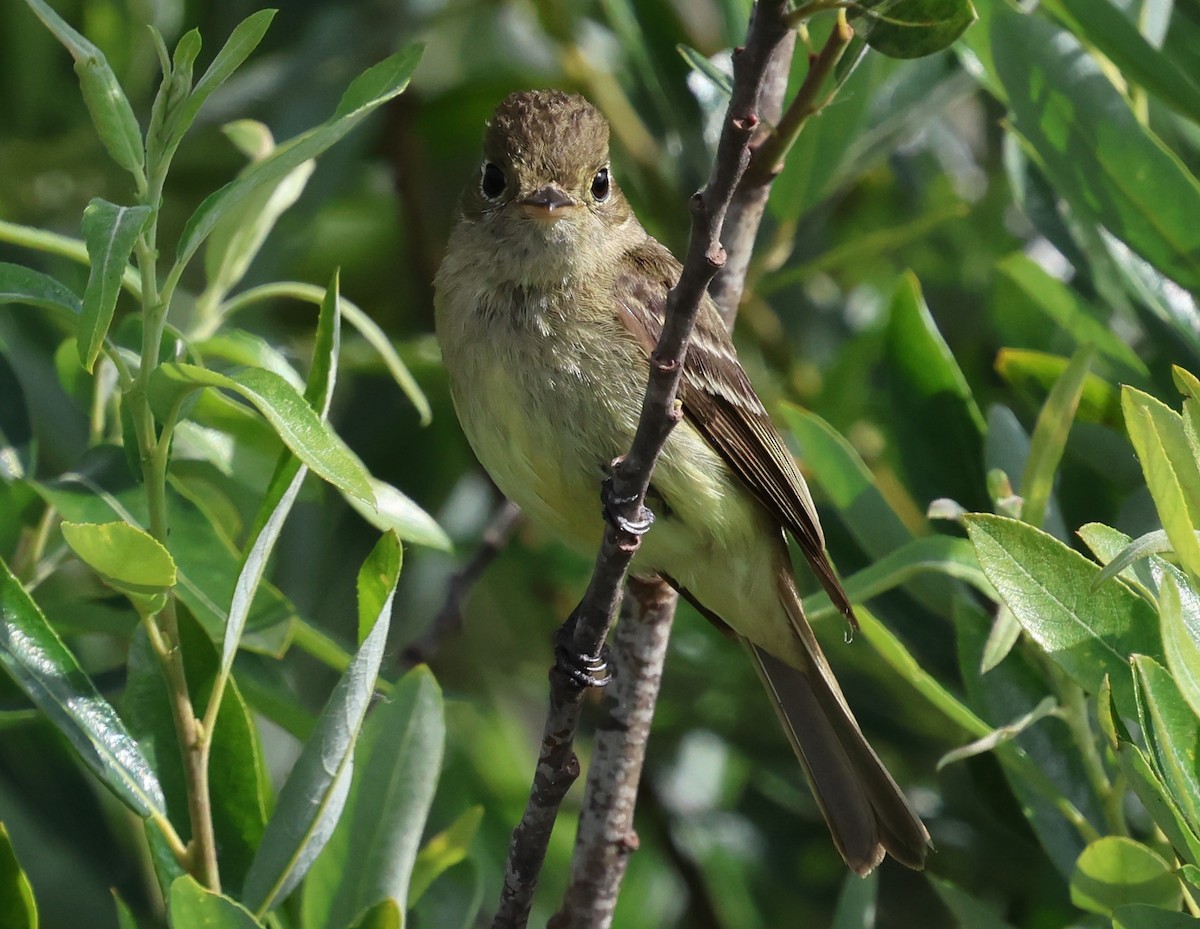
[616,238,855,622]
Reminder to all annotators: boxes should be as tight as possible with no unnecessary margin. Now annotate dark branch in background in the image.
[491,4,857,927]
[403,500,521,667]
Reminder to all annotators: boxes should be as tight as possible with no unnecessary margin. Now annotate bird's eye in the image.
[591,166,610,201]
[480,162,506,200]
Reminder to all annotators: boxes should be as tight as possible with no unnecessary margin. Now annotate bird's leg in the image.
[601,456,655,536]
[554,613,611,688]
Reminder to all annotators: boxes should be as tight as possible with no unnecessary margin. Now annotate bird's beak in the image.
[518,186,578,221]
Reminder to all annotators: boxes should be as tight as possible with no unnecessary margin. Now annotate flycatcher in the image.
[434,89,930,874]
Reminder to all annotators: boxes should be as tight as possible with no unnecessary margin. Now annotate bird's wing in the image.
[615,237,855,622]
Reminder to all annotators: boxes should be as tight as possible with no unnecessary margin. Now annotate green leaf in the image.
[676,44,732,95]
[855,0,978,59]
[78,200,150,372]
[802,534,991,621]
[1040,0,1200,126]
[0,823,36,929]
[830,870,878,929]
[0,262,82,318]
[0,555,166,819]
[1070,836,1181,915]
[38,467,294,656]
[1091,529,1173,591]
[993,253,1148,377]
[61,520,176,596]
[348,899,401,929]
[937,695,1058,770]
[203,157,315,299]
[195,331,306,393]
[408,860,482,929]
[1160,570,1200,722]
[964,513,1163,716]
[317,667,444,928]
[1133,655,1200,833]
[175,43,423,278]
[169,11,277,152]
[169,875,264,928]
[22,0,144,180]
[409,805,483,905]
[241,533,402,915]
[989,4,1200,288]
[884,271,987,510]
[779,405,913,557]
[1019,345,1094,529]
[357,528,403,645]
[147,363,375,506]
[1119,740,1200,867]
[1123,386,1200,580]
[347,478,451,553]
[995,350,1121,426]
[1113,904,1200,929]
[927,875,1018,929]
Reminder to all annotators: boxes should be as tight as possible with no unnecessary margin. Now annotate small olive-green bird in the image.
[434,89,929,874]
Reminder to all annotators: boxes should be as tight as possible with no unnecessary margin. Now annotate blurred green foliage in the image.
[2,0,1200,927]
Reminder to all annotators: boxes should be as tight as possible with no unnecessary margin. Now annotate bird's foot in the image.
[554,623,611,689]
[601,473,655,536]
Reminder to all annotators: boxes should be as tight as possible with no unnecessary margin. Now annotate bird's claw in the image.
[601,476,655,536]
[554,636,611,689]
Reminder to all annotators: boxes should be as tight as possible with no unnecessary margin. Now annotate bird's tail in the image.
[745,575,930,875]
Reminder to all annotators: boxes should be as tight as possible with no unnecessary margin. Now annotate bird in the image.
[434,88,930,874]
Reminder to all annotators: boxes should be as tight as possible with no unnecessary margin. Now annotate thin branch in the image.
[403,500,522,667]
[550,578,677,929]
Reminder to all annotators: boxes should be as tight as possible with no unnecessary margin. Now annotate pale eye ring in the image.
[591,166,611,201]
[481,162,506,200]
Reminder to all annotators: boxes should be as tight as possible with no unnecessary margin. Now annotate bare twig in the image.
[403,500,521,667]
[550,578,677,928]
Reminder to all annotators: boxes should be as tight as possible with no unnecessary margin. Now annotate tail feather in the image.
[746,576,931,874]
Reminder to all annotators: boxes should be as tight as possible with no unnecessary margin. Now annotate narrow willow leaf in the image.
[22,0,144,179]
[676,44,733,95]
[1113,904,1200,929]
[1159,571,1200,721]
[0,823,36,929]
[854,0,978,59]
[409,861,482,929]
[1019,345,1094,530]
[408,805,483,905]
[995,350,1121,425]
[147,362,375,506]
[0,263,82,317]
[170,875,264,928]
[884,271,987,511]
[146,26,200,170]
[175,44,423,276]
[927,876,1019,929]
[964,514,1163,716]
[218,466,306,701]
[320,667,445,928]
[1123,386,1200,579]
[937,696,1058,770]
[1133,656,1200,832]
[347,478,451,553]
[994,253,1147,376]
[1070,836,1182,916]
[0,556,166,818]
[169,10,277,152]
[349,900,401,929]
[204,159,315,299]
[1091,529,1172,590]
[980,604,1021,673]
[195,331,306,393]
[241,533,402,915]
[79,200,151,372]
[801,534,991,621]
[990,4,1200,288]
[1119,742,1200,867]
[1040,0,1200,126]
